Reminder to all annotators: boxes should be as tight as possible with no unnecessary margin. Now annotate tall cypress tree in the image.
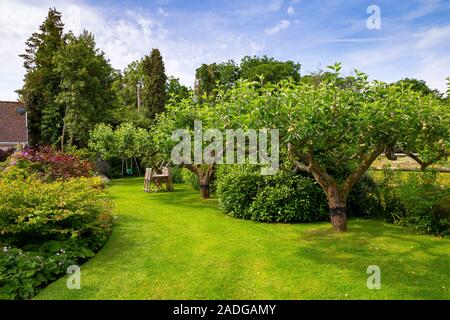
[142,48,167,121]
[18,8,65,146]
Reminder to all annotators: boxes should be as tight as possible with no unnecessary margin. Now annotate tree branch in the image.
[401,150,448,171]
[343,144,384,193]
[182,163,199,175]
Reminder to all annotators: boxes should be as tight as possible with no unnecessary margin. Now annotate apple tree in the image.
[211,63,448,231]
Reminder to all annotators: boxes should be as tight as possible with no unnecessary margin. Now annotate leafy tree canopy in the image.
[18,7,65,146]
[194,56,301,99]
[54,31,117,148]
[209,63,448,231]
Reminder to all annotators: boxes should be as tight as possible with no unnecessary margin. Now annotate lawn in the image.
[35,178,450,300]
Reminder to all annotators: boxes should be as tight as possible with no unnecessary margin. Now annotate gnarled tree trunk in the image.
[199,183,210,198]
[289,143,384,232]
[326,185,347,232]
[184,164,215,199]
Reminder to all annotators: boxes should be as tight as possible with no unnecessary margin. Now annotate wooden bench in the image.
[143,167,174,192]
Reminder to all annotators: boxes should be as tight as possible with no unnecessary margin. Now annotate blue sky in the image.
[1,0,449,100]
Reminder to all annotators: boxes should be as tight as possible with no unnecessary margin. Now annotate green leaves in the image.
[89,122,151,160]
[326,62,342,74]
[54,31,116,147]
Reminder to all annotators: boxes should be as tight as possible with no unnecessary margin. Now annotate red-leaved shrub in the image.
[7,145,93,181]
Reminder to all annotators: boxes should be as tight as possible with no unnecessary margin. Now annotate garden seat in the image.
[144,167,174,192]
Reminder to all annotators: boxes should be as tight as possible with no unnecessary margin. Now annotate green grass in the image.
[35,178,450,300]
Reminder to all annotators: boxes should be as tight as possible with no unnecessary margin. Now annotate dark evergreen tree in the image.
[18,8,65,146]
[142,48,167,121]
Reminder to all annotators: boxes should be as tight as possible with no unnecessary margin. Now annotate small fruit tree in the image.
[152,96,218,198]
[89,122,151,176]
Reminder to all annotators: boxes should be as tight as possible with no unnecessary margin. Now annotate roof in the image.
[0,101,28,144]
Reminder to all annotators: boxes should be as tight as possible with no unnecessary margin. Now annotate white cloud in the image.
[158,7,168,17]
[415,25,450,49]
[0,0,265,100]
[265,20,290,35]
[0,1,48,100]
[287,6,295,15]
[343,25,450,93]
[1,0,448,101]
[235,0,283,17]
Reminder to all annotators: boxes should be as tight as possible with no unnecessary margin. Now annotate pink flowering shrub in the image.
[6,145,94,181]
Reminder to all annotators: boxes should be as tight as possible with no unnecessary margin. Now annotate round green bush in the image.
[216,165,264,219]
[250,170,328,222]
[216,165,328,222]
[216,164,383,223]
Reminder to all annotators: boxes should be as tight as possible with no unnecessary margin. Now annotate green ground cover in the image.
[36,178,450,300]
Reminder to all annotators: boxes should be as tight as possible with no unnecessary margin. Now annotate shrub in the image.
[217,164,383,223]
[347,174,384,218]
[217,165,329,222]
[216,165,265,219]
[171,166,183,183]
[394,172,449,235]
[4,145,94,181]
[249,176,328,223]
[0,175,113,299]
[0,247,66,299]
[0,176,113,249]
[0,243,92,300]
[182,168,200,190]
[373,170,449,235]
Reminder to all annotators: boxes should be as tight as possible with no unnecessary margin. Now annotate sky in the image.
[1,0,450,100]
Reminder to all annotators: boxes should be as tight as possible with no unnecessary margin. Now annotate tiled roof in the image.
[0,101,28,144]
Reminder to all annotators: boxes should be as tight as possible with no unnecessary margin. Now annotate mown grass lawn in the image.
[35,178,449,300]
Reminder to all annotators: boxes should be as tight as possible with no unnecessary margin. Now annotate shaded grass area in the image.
[36,178,450,299]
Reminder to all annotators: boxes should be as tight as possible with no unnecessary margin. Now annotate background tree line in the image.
[20,8,447,151]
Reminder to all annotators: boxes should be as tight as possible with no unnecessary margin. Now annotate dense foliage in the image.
[3,146,93,181]
[18,9,117,148]
[54,31,117,147]
[194,55,301,99]
[209,63,448,231]
[216,164,383,223]
[0,176,113,247]
[377,170,450,236]
[216,165,328,222]
[0,246,84,299]
[18,8,65,145]
[142,48,167,121]
[0,146,113,299]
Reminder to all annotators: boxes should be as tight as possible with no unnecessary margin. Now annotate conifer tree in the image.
[18,8,65,145]
[142,48,167,121]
